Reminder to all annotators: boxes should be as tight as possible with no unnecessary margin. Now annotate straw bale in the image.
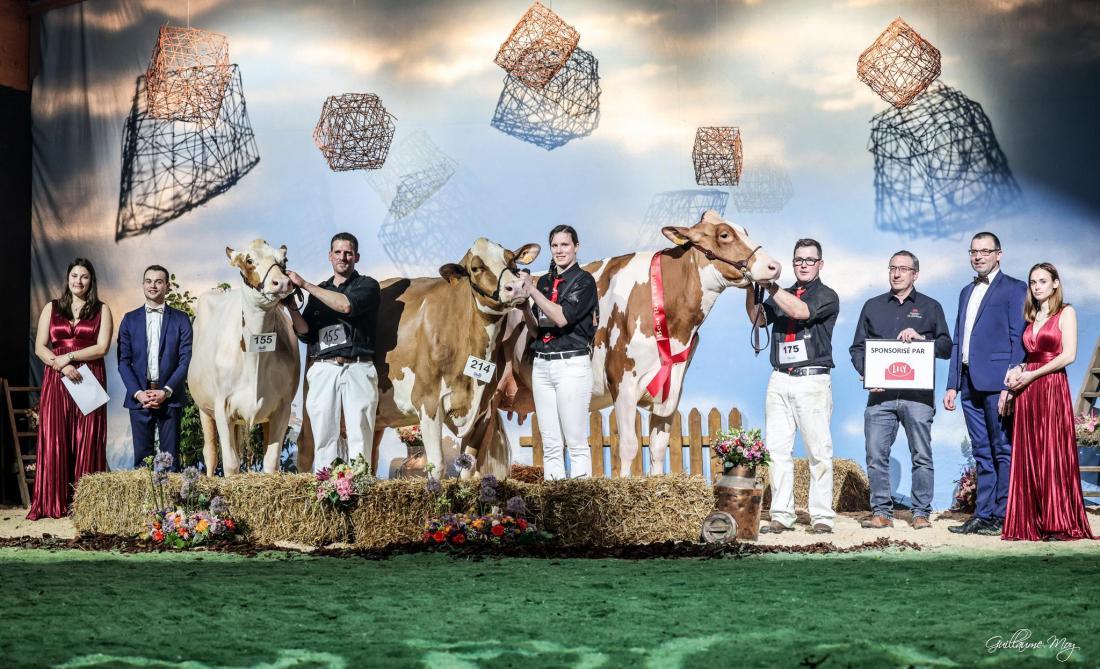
[760,458,870,512]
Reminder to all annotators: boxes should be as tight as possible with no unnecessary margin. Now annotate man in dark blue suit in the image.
[944,232,1027,536]
[117,265,193,470]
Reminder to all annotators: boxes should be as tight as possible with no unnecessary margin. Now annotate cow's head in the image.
[662,210,780,287]
[439,238,540,311]
[226,239,294,303]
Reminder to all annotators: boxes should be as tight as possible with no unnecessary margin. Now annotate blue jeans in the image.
[864,398,935,519]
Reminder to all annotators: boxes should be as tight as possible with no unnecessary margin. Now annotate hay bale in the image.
[509,463,544,483]
[71,471,350,544]
[760,458,870,512]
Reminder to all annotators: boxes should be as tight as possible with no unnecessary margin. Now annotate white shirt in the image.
[961,266,999,365]
[145,305,163,383]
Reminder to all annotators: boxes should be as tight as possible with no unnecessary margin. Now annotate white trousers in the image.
[764,371,836,528]
[532,356,593,480]
[306,361,379,473]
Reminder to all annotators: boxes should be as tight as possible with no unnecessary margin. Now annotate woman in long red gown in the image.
[27,258,114,520]
[1003,262,1095,541]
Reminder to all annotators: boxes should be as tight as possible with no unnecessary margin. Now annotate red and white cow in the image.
[496,210,780,476]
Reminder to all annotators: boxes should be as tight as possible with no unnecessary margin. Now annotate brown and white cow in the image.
[188,240,301,476]
[497,210,780,476]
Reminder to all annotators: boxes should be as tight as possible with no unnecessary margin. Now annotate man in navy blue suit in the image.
[118,265,193,470]
[944,233,1027,536]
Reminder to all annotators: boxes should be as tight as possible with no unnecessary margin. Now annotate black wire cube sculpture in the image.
[731,159,795,214]
[116,65,260,241]
[377,178,473,278]
[490,47,601,151]
[857,17,941,109]
[634,190,730,250]
[365,130,457,220]
[494,1,580,90]
[868,82,1022,239]
[313,93,396,172]
[693,127,743,186]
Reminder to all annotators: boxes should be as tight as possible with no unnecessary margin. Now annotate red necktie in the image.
[541,277,564,343]
[784,287,806,342]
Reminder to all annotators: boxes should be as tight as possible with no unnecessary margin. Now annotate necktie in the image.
[973,275,989,285]
[784,287,806,343]
[146,306,164,314]
[541,277,564,343]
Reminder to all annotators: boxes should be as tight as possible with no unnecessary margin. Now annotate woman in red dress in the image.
[27,259,114,520]
[1002,262,1095,541]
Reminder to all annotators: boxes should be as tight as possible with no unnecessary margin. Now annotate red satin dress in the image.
[1003,310,1095,541]
[26,302,108,520]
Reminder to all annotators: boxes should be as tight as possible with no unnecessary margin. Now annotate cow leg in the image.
[648,414,674,476]
[264,403,291,474]
[420,411,445,479]
[200,411,219,478]
[215,403,240,476]
[297,358,315,474]
[615,387,641,478]
[371,429,384,476]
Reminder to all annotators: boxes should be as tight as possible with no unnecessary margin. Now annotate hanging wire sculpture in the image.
[693,127,743,186]
[494,1,580,89]
[633,190,730,250]
[145,26,232,127]
[116,65,260,241]
[490,47,601,151]
[377,176,475,278]
[857,17,941,109]
[313,93,397,172]
[731,158,795,214]
[365,130,457,220]
[868,82,1022,239]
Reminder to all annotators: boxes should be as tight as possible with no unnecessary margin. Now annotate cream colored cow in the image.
[188,240,301,476]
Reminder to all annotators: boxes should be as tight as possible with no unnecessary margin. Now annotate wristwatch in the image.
[164,386,173,400]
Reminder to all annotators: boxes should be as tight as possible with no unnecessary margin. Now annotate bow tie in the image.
[973,275,989,285]
[146,306,164,314]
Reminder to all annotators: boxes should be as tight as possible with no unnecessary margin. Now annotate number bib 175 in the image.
[778,340,808,365]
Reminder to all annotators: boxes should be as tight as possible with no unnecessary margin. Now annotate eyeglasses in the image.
[793,257,821,266]
[968,248,1000,257]
[888,266,915,273]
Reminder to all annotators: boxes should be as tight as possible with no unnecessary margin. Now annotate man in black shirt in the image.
[850,250,951,530]
[287,232,381,472]
[746,238,840,535]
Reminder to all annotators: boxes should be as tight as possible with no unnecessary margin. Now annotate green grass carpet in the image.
[0,548,1094,668]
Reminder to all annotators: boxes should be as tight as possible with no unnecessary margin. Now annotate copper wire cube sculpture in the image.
[693,127,743,186]
[494,1,580,89]
[145,26,232,126]
[858,18,941,109]
[377,178,472,278]
[868,82,1021,239]
[365,130,457,219]
[116,65,260,241]
[313,93,396,172]
[634,190,729,250]
[491,47,601,151]
[731,159,795,214]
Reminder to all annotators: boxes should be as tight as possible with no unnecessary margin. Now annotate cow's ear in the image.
[439,263,469,283]
[662,226,696,246]
[513,243,540,265]
[226,247,245,267]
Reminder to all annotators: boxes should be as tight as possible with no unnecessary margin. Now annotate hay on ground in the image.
[760,458,870,512]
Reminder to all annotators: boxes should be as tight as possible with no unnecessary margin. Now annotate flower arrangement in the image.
[1075,411,1100,446]
[951,466,977,513]
[143,452,240,548]
[712,427,769,472]
[26,404,39,431]
[312,455,376,506]
[422,511,539,547]
[397,425,425,451]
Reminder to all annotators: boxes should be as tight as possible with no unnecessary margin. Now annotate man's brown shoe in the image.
[808,523,832,534]
[759,521,793,534]
[912,516,932,530]
[860,515,894,529]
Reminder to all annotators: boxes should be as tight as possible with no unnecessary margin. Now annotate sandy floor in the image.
[4,506,1099,555]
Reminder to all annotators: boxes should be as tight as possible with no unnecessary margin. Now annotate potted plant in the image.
[712,427,769,478]
[1075,412,1100,501]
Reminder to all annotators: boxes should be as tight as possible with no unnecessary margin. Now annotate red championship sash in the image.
[646,252,698,402]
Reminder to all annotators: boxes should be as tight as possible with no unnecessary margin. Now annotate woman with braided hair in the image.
[518,225,599,480]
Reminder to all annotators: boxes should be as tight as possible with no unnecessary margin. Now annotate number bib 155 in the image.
[778,339,808,365]
[247,332,277,353]
[318,324,348,351]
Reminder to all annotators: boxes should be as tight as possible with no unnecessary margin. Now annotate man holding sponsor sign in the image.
[117,264,193,469]
[850,251,951,529]
[286,233,381,472]
[746,238,839,534]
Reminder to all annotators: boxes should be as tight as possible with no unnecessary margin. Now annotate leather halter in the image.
[694,244,762,277]
[470,263,518,306]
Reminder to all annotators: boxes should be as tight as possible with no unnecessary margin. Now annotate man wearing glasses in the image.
[849,251,951,530]
[746,239,839,534]
[944,232,1027,536]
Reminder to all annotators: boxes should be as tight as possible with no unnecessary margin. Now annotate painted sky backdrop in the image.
[30,0,1100,508]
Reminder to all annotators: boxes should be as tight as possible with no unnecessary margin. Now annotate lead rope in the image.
[750,282,770,357]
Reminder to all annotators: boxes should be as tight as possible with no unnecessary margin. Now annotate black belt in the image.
[535,349,590,360]
[779,366,830,377]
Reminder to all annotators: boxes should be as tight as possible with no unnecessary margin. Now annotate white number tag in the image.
[778,340,808,364]
[247,332,277,353]
[463,355,496,383]
[318,324,348,351]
